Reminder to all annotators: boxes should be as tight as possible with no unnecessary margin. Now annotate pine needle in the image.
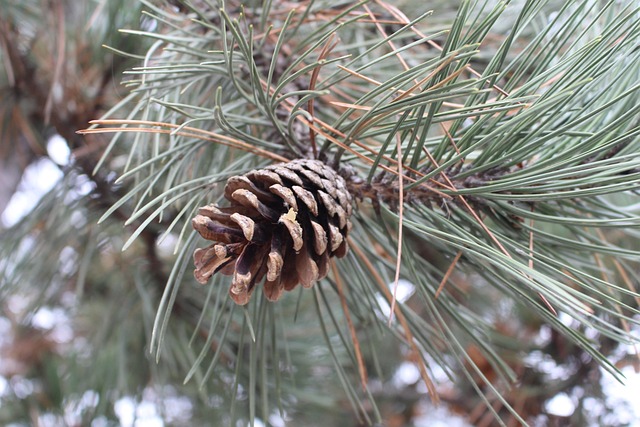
[388,133,404,325]
[79,119,289,162]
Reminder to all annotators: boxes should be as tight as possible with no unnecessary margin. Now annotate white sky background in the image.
[2,140,640,426]
[1,135,69,227]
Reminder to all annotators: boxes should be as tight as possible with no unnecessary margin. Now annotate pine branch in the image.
[76,2,640,425]
[4,0,640,425]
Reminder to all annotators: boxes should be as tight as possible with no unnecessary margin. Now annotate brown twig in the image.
[435,250,463,299]
[44,0,66,124]
[350,239,440,403]
[78,120,289,162]
[307,33,338,158]
[375,0,511,98]
[388,134,405,325]
[331,261,369,391]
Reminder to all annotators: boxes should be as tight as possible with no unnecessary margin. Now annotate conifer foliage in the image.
[2,0,640,425]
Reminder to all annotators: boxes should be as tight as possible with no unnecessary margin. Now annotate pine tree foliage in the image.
[2,0,640,425]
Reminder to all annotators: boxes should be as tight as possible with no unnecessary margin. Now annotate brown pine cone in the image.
[192,159,353,305]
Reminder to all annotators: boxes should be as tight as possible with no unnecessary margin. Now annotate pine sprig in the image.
[76,0,640,425]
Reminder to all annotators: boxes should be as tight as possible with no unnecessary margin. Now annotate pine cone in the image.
[192,159,353,305]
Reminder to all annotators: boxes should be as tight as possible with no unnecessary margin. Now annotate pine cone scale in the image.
[310,220,328,255]
[269,184,298,210]
[193,246,233,284]
[263,278,284,301]
[278,210,304,251]
[267,165,304,186]
[229,213,256,241]
[192,215,244,243]
[230,189,280,221]
[247,170,283,186]
[295,242,319,288]
[292,186,318,216]
[225,176,279,204]
[267,250,284,282]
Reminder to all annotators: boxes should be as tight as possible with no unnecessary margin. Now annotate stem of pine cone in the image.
[345,177,443,213]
